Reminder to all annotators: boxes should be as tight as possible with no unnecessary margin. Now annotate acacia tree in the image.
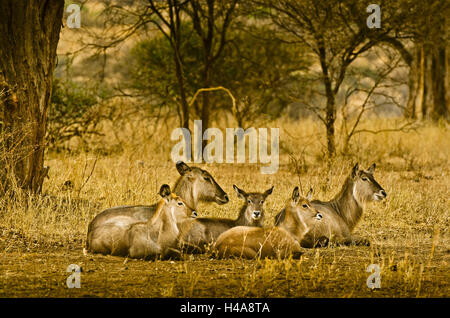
[127,22,309,129]
[183,0,238,137]
[88,0,238,135]
[259,0,413,159]
[0,1,65,194]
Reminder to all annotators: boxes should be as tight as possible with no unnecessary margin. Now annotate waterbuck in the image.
[87,161,228,238]
[88,184,193,259]
[214,187,316,259]
[179,185,273,253]
[275,163,387,247]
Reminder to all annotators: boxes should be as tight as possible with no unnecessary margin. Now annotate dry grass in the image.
[0,118,448,297]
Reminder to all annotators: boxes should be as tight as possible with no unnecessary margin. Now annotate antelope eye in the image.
[302,204,309,208]
[247,199,252,204]
[362,177,368,181]
[177,202,184,206]
[260,200,264,204]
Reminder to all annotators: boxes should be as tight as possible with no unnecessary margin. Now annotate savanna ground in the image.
[0,119,448,297]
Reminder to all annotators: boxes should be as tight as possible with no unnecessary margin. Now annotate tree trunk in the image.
[430,46,448,120]
[173,50,190,130]
[201,65,212,150]
[318,46,336,159]
[406,45,420,119]
[0,0,64,194]
[414,45,424,119]
[421,46,433,119]
[200,6,214,152]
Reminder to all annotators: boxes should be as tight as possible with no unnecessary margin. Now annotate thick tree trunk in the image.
[0,1,64,194]
[447,46,450,118]
[325,96,336,159]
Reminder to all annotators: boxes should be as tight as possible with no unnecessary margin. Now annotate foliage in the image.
[217,23,311,127]
[125,22,311,127]
[125,23,202,117]
[47,79,107,151]
[1,118,448,297]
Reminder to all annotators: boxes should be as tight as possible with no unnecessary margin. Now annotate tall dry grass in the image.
[1,117,448,246]
[0,116,448,297]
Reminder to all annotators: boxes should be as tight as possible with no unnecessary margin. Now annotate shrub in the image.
[47,79,105,151]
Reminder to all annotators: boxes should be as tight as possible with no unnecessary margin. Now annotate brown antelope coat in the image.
[88,184,193,259]
[214,187,319,259]
[275,163,387,247]
[179,185,273,253]
[86,161,228,250]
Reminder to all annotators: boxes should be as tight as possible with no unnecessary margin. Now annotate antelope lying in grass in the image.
[214,187,317,259]
[86,161,228,251]
[179,185,273,253]
[275,163,387,247]
[88,184,193,259]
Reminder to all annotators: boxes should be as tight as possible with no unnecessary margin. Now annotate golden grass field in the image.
[0,118,448,297]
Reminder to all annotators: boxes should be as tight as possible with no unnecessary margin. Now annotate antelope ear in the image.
[306,187,313,201]
[367,163,376,174]
[292,186,300,204]
[176,161,191,176]
[264,186,274,197]
[233,184,247,199]
[159,184,171,200]
[351,163,359,178]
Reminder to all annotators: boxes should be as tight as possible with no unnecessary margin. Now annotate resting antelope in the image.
[86,161,228,251]
[214,187,317,259]
[275,163,386,247]
[179,185,273,253]
[88,184,193,259]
